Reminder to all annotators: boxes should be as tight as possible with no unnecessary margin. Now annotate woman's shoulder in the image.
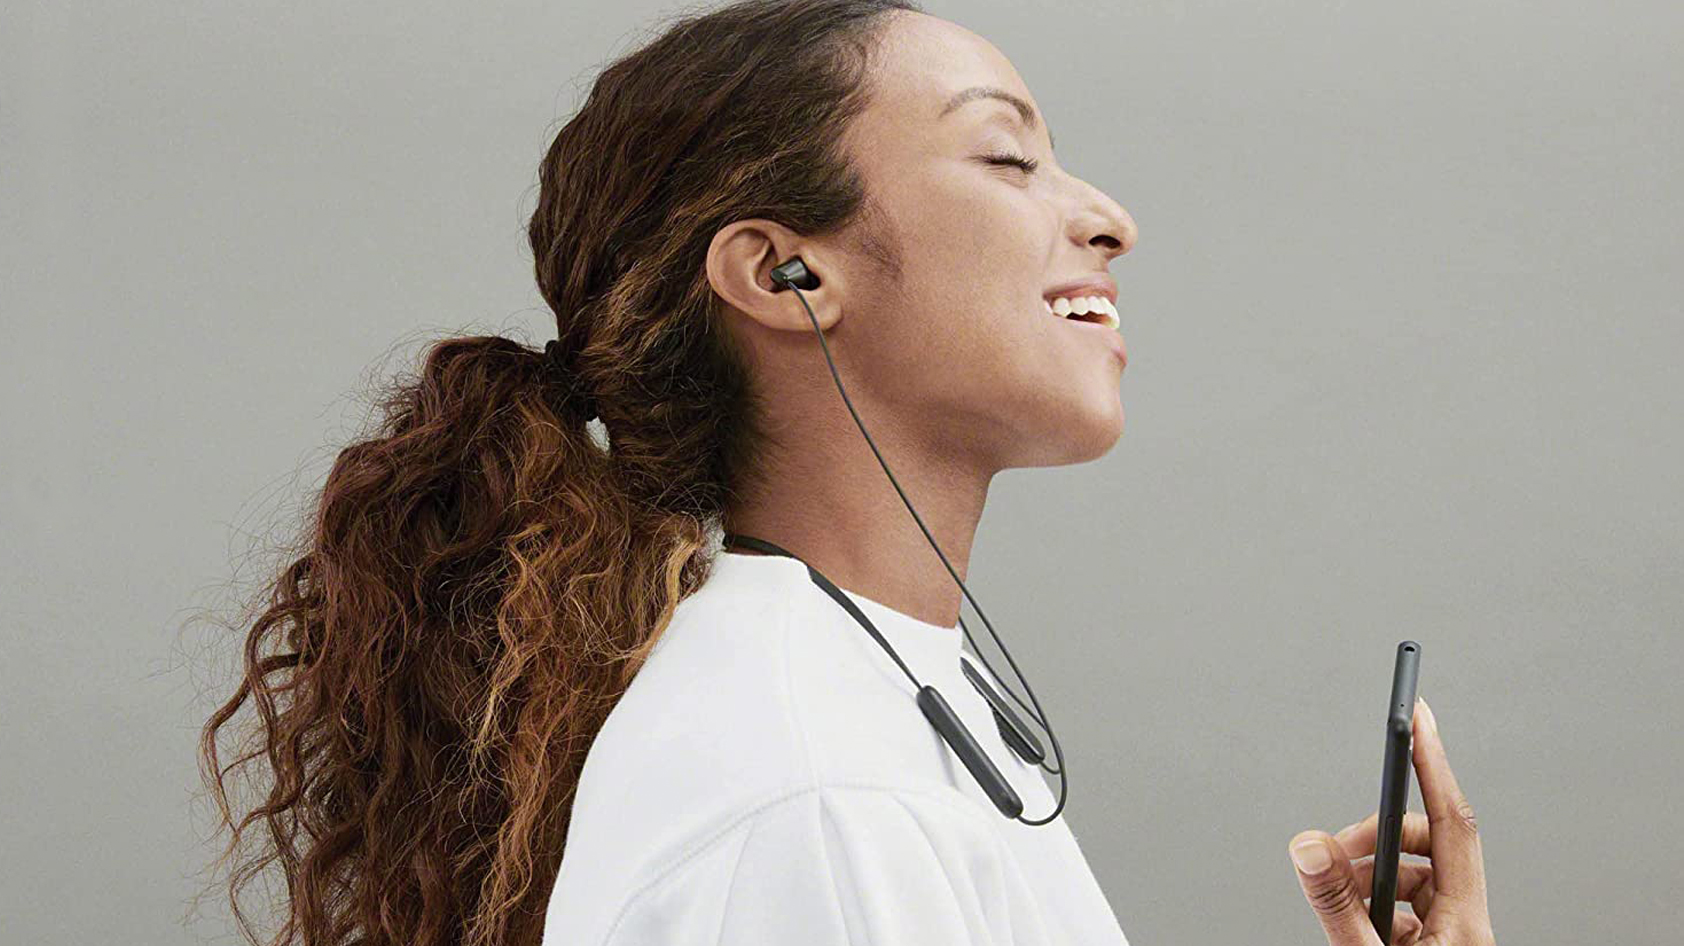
[545,556,1027,934]
[584,559,969,807]
[549,780,1018,946]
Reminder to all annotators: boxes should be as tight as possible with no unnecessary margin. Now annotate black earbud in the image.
[770,257,820,291]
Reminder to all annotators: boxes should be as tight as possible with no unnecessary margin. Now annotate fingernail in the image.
[1291,837,1333,875]
[1420,697,1438,736]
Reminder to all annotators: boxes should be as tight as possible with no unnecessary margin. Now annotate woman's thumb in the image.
[1289,831,1381,945]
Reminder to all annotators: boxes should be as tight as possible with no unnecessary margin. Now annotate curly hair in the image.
[195,1,923,944]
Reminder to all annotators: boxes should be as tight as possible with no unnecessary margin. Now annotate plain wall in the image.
[3,0,1678,943]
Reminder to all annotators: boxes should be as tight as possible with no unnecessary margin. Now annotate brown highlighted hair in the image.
[196,1,922,944]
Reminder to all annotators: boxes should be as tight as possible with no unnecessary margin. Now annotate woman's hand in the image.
[1286,699,1496,946]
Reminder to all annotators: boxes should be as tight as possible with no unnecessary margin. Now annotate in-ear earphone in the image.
[724,255,1069,826]
[770,256,820,291]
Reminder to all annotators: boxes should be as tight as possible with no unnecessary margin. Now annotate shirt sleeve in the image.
[603,784,1046,946]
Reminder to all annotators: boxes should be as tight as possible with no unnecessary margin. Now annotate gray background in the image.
[3,0,1678,943]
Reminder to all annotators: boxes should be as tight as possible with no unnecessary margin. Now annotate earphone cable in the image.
[773,266,1068,825]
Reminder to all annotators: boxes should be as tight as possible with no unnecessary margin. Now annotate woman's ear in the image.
[706,220,841,335]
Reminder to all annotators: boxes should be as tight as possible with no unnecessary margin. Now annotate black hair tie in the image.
[542,338,598,423]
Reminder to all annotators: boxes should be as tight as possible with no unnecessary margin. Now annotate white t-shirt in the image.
[540,549,1131,945]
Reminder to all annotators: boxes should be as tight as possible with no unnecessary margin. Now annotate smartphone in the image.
[1370,640,1421,944]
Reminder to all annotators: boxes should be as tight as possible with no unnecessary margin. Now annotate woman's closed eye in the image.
[979,150,1039,174]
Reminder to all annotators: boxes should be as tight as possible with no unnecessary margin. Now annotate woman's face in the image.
[831,11,1139,470]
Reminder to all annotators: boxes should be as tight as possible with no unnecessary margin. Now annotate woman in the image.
[200,1,1498,944]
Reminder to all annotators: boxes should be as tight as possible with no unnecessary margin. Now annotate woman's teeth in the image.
[1044,295,1120,330]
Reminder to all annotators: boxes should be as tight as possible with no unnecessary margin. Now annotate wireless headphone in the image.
[721,255,1069,826]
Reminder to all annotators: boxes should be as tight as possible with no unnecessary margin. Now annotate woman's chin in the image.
[1074,398,1125,461]
[1015,393,1124,467]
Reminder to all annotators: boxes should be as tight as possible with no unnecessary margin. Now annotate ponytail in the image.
[199,334,710,946]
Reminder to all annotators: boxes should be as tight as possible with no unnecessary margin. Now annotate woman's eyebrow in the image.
[940,86,1056,151]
